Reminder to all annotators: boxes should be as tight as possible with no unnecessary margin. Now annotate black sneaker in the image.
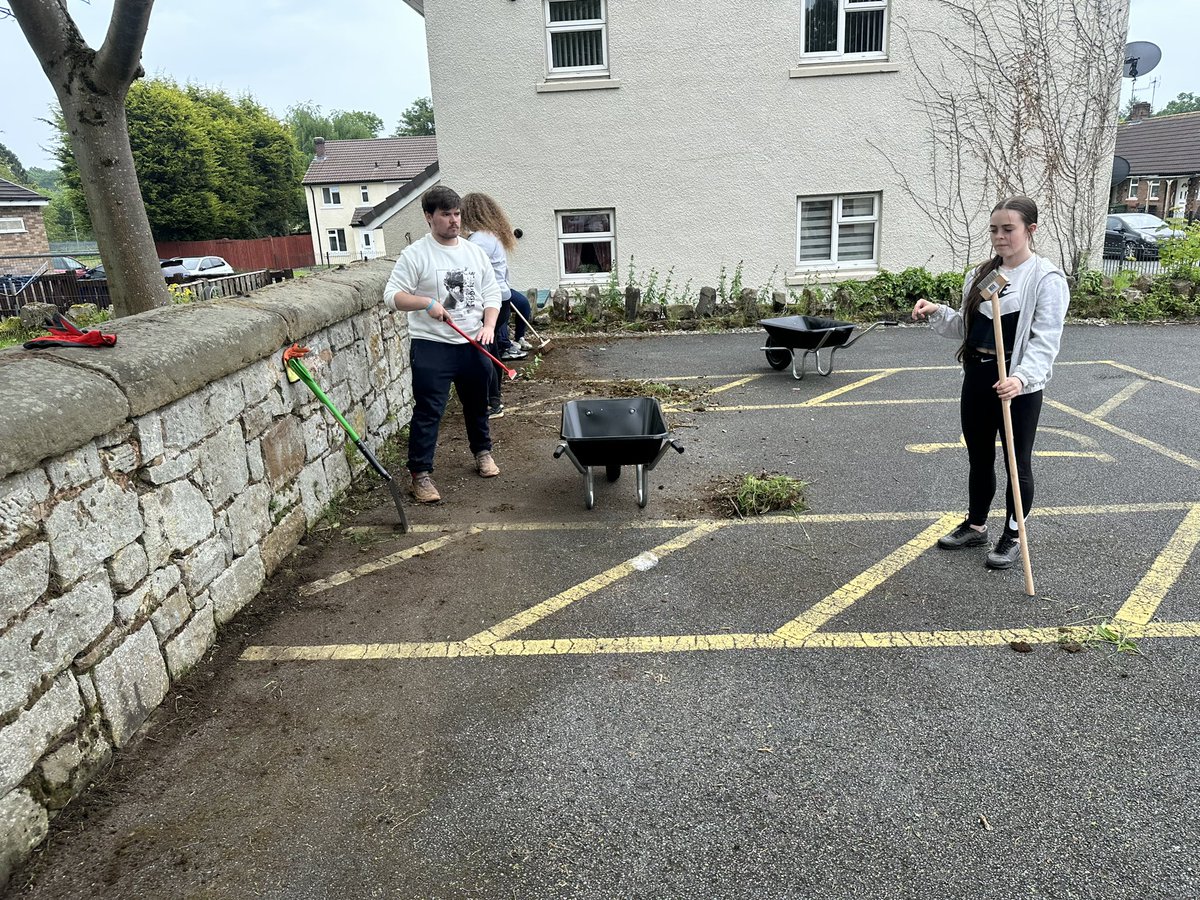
[488,403,505,419]
[986,530,1021,569]
[937,520,989,549]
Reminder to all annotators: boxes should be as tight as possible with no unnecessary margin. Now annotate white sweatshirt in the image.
[383,234,502,343]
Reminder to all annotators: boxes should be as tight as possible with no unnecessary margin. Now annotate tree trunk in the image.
[60,91,171,316]
[11,0,170,318]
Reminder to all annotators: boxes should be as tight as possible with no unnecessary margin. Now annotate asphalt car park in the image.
[13,322,1200,900]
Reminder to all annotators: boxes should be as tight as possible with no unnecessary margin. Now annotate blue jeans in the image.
[496,289,531,348]
[407,338,492,474]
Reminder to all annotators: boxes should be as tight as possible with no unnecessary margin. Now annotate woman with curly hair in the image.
[461,192,533,418]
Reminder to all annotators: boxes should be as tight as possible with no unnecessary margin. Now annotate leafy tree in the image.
[393,97,435,136]
[55,79,306,241]
[27,166,62,193]
[286,102,384,156]
[1156,92,1200,117]
[0,141,31,186]
[8,0,171,317]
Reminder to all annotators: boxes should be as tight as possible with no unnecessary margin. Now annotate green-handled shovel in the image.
[283,344,409,532]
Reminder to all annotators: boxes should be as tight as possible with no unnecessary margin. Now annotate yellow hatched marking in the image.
[801,370,896,406]
[1102,362,1200,397]
[704,374,764,396]
[1047,400,1200,471]
[240,621,1200,660]
[460,522,724,652]
[1113,504,1200,627]
[773,513,960,642]
[710,398,958,413]
[1090,381,1148,419]
[298,528,478,597]
[906,427,1113,462]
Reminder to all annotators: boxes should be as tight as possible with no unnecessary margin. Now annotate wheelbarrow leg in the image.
[584,466,595,510]
[635,465,648,508]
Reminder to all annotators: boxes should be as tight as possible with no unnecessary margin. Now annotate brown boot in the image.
[475,451,500,477]
[410,471,441,503]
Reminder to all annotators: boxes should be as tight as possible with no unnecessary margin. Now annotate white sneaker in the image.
[518,338,533,351]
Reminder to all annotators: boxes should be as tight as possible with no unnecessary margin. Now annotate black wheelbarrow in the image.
[554,398,685,509]
[759,315,898,379]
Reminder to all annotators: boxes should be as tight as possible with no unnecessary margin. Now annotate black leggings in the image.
[961,355,1043,530]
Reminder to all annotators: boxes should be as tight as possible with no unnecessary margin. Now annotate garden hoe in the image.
[283,344,409,533]
[510,304,552,352]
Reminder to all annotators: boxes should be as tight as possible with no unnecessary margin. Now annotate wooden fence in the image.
[155,235,314,271]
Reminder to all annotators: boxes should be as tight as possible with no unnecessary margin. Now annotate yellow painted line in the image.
[773,513,961,642]
[1114,504,1200,626]
[1047,399,1200,471]
[710,398,958,412]
[298,528,478,596]
[240,620,1200,661]
[347,502,1200,539]
[1090,380,1148,419]
[1102,362,1200,397]
[489,633,788,656]
[704,374,764,396]
[906,427,1113,462]
[800,370,896,406]
[460,522,724,652]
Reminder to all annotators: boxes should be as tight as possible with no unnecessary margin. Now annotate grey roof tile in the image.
[301,136,438,186]
[0,177,49,203]
[1115,112,1200,177]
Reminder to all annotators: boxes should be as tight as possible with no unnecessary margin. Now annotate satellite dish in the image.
[1111,156,1130,186]
[1123,41,1161,78]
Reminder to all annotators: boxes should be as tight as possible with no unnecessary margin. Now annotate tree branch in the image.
[8,0,81,80]
[95,0,154,89]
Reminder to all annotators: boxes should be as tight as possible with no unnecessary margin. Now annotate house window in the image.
[322,186,341,206]
[0,217,25,234]
[796,193,880,268]
[1127,178,1140,201]
[327,228,348,254]
[360,185,370,203]
[545,0,608,77]
[1148,180,1160,200]
[801,0,888,60]
[556,209,615,282]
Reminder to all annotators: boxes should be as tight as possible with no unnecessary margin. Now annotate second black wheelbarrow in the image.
[759,315,897,379]
[554,398,684,509]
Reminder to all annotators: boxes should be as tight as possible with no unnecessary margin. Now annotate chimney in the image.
[1130,101,1152,121]
[314,137,326,159]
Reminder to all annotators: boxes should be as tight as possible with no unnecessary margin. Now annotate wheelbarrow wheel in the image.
[606,464,621,483]
[764,337,791,371]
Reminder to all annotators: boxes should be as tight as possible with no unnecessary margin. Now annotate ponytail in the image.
[956,255,1003,362]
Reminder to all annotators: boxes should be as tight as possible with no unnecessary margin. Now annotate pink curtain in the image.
[593,241,612,272]
[564,242,583,273]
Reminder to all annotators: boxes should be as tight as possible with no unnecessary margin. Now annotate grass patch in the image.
[1088,621,1143,656]
[715,472,808,517]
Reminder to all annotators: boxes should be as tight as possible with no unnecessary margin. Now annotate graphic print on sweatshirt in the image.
[439,268,481,316]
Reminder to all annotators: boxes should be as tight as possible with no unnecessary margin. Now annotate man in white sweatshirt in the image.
[383,186,503,503]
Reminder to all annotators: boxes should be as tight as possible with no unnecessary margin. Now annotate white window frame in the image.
[800,0,889,62]
[544,0,609,79]
[1148,180,1161,200]
[795,193,881,270]
[326,228,348,254]
[322,186,342,207]
[1127,178,1140,201]
[360,185,370,203]
[556,208,616,284]
[0,217,26,234]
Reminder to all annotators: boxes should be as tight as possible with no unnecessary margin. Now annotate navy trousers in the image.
[407,338,492,474]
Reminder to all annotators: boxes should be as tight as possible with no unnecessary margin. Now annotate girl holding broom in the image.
[912,196,1070,570]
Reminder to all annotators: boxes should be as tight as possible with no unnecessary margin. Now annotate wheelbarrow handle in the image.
[842,319,899,348]
[553,442,567,459]
[670,439,685,454]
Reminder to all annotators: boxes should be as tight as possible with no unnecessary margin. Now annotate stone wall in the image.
[0,260,410,884]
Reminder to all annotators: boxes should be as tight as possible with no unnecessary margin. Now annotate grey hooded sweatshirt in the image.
[928,254,1069,395]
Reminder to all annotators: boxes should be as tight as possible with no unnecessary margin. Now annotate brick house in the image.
[0,177,51,257]
[1110,103,1200,221]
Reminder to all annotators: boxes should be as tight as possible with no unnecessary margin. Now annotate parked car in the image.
[179,256,235,278]
[84,264,105,280]
[50,255,89,277]
[1103,213,1184,260]
[159,258,190,280]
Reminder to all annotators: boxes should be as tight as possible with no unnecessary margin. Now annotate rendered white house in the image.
[405,0,1126,293]
[302,136,438,266]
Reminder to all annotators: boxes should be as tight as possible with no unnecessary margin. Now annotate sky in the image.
[0,0,430,170]
[0,1,1192,173]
